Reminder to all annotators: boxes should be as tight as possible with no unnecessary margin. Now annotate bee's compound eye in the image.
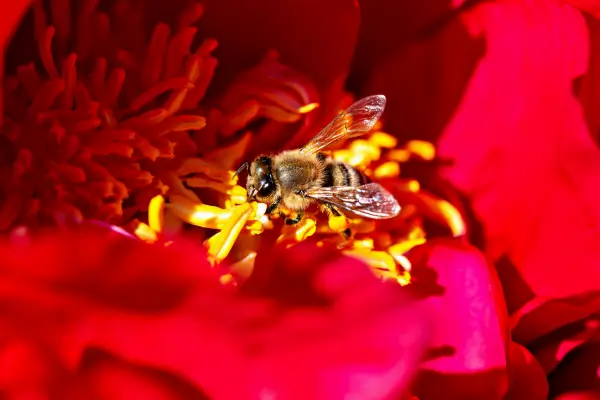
[258,177,275,197]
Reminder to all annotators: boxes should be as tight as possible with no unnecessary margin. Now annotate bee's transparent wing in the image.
[299,95,386,155]
[306,182,400,219]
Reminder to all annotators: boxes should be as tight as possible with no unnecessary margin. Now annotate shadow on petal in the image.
[548,342,600,398]
[196,0,360,95]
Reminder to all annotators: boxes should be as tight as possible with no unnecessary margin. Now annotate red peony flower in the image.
[1,0,599,399]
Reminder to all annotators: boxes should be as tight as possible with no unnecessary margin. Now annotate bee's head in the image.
[234,156,277,202]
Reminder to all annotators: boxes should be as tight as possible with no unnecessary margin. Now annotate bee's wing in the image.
[306,182,400,220]
[299,95,386,155]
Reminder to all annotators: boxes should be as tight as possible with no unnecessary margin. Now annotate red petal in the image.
[406,239,510,399]
[61,351,207,399]
[505,342,549,400]
[575,16,600,145]
[196,0,360,93]
[511,294,600,345]
[0,224,216,312]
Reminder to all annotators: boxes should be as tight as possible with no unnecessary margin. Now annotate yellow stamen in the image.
[169,195,265,229]
[277,217,317,246]
[387,149,411,163]
[368,131,397,148]
[148,194,165,234]
[297,102,319,114]
[437,199,466,237]
[351,238,374,250]
[204,202,253,264]
[373,161,400,179]
[134,221,158,243]
[349,140,381,163]
[419,193,466,237]
[405,140,435,160]
[388,238,427,259]
[344,249,396,272]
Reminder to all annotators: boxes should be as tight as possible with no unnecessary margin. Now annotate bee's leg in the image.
[285,211,304,225]
[325,204,352,239]
[265,197,281,215]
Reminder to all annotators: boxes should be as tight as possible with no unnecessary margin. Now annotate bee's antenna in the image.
[233,162,249,180]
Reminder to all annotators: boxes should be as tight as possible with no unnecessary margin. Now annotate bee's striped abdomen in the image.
[322,158,370,188]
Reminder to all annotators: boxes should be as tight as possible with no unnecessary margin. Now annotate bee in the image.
[234,95,400,228]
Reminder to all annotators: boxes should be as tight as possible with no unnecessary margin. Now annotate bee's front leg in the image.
[285,211,304,225]
[265,197,281,215]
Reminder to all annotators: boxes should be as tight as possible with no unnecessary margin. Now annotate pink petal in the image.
[403,0,600,344]
[406,239,510,399]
